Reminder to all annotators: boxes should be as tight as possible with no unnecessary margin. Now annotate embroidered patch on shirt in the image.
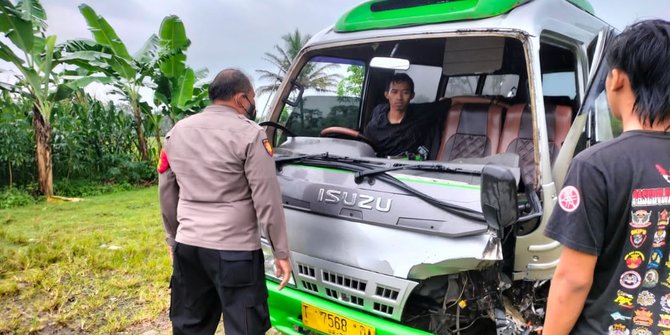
[262,139,273,157]
[631,209,653,228]
[620,271,642,289]
[655,164,670,184]
[558,185,580,212]
[625,251,645,269]
[157,149,170,173]
[630,228,648,248]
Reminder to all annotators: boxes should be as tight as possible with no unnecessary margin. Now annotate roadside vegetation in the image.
[0,187,170,334]
[0,0,207,202]
[0,1,306,333]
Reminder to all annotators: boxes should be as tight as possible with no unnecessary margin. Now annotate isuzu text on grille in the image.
[316,188,392,212]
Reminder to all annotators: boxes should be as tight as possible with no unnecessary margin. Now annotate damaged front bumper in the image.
[267,280,432,335]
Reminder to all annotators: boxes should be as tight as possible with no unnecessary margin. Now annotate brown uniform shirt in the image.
[158,105,289,260]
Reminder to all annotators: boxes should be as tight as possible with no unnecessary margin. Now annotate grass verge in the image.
[0,186,170,334]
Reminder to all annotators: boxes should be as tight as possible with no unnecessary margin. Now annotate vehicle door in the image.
[518,28,617,281]
[552,28,618,190]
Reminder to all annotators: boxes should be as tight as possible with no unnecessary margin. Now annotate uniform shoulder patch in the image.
[262,139,273,157]
[157,149,170,173]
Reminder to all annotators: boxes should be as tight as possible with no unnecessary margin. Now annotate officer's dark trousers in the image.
[170,243,271,335]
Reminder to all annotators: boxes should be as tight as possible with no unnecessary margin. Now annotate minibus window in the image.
[397,64,442,102]
[483,74,518,97]
[444,76,478,97]
[278,57,365,144]
[543,72,577,100]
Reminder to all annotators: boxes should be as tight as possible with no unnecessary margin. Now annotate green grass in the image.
[0,186,171,334]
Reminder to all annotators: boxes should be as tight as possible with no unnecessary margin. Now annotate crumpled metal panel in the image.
[285,208,501,280]
[278,162,503,280]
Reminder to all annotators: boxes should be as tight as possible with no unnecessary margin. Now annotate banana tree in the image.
[0,0,106,196]
[78,4,160,162]
[152,15,209,128]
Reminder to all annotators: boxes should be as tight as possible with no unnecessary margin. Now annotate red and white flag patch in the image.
[157,149,170,173]
[262,139,273,157]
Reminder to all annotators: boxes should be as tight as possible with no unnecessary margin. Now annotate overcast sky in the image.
[3,0,670,111]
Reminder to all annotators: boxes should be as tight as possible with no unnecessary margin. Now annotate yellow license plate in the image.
[302,303,376,335]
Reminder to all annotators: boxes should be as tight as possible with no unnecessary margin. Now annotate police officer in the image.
[158,68,291,335]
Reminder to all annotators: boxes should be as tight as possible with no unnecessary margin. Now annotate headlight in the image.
[261,238,296,287]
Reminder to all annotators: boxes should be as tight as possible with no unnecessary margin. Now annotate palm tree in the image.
[256,29,339,96]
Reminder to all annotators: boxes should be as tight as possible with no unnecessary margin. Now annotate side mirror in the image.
[282,80,304,107]
[480,165,518,230]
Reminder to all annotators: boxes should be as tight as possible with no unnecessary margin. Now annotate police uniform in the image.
[158,105,289,335]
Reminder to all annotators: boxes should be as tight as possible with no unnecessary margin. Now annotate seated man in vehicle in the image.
[364,73,450,158]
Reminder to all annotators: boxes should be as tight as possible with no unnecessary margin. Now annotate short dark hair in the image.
[605,19,670,127]
[208,69,253,101]
[386,72,414,93]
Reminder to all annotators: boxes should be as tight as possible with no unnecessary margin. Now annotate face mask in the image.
[244,96,257,120]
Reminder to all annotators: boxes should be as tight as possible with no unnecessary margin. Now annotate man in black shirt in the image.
[543,20,670,334]
[364,73,449,158]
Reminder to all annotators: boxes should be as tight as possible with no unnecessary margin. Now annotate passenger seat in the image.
[435,96,506,161]
[497,102,571,187]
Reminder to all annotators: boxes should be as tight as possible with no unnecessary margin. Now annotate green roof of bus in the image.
[335,0,595,32]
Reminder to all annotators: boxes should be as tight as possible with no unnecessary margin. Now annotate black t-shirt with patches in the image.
[363,99,450,157]
[545,130,670,334]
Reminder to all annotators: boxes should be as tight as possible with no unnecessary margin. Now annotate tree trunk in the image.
[33,106,53,196]
[131,100,149,161]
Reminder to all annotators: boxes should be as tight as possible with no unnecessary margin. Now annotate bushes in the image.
[0,188,38,209]
[0,181,146,208]
[54,180,135,198]
[104,160,157,185]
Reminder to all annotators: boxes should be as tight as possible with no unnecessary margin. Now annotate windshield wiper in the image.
[373,169,484,222]
[354,163,481,183]
[353,165,405,183]
[275,153,385,169]
[274,153,330,165]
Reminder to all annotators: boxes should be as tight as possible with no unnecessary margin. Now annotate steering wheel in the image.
[259,121,297,138]
[319,127,381,152]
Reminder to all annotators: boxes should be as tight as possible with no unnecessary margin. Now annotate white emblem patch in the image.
[558,186,580,212]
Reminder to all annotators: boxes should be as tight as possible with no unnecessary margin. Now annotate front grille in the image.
[325,287,338,298]
[291,252,418,321]
[341,293,364,307]
[301,280,318,293]
[375,285,400,301]
[322,270,367,292]
[298,263,316,278]
[373,302,395,316]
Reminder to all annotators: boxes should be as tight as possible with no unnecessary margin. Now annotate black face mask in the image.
[244,96,257,121]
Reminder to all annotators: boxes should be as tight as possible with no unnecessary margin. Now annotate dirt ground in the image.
[120,311,281,335]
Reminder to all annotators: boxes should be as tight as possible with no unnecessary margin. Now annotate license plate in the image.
[302,303,376,335]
